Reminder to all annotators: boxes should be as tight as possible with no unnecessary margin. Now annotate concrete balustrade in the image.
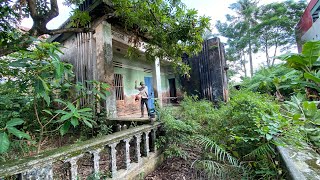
[134,133,142,165]
[0,122,163,180]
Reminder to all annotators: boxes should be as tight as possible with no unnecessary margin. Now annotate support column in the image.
[151,129,157,152]
[109,142,118,177]
[95,21,117,117]
[69,156,82,180]
[135,134,142,164]
[152,57,162,107]
[124,138,132,170]
[92,149,102,177]
[143,131,150,157]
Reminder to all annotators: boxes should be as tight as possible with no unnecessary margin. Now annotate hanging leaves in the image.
[112,0,210,75]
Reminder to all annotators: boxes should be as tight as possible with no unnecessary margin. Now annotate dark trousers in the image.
[141,98,149,116]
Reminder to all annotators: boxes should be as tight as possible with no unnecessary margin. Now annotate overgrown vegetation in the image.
[0,40,111,161]
[160,91,304,179]
[217,0,306,77]
[159,41,320,179]
[0,0,209,162]
[243,41,320,151]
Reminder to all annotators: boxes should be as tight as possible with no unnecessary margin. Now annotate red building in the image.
[296,0,320,52]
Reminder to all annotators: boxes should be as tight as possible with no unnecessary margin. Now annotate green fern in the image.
[192,160,226,179]
[193,159,249,179]
[193,135,240,166]
[243,142,275,160]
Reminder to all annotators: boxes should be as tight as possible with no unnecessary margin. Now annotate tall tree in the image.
[217,0,258,77]
[253,0,306,67]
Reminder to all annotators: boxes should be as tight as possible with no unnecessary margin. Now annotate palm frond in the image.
[192,159,248,179]
[193,135,240,166]
[243,142,275,160]
[192,160,226,179]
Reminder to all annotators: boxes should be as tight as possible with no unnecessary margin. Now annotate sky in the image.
[183,0,285,33]
[183,0,310,74]
[21,0,310,74]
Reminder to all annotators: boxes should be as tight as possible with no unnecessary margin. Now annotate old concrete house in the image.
[52,0,183,118]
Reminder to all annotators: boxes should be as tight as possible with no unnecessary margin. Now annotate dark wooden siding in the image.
[181,37,228,102]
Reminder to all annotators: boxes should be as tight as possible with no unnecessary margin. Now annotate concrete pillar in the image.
[109,142,118,177]
[124,138,132,170]
[69,156,81,180]
[151,129,156,152]
[143,131,150,157]
[95,21,117,117]
[135,134,142,164]
[152,57,162,107]
[92,149,102,177]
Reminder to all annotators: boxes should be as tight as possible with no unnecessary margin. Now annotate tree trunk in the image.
[248,40,253,77]
[272,40,278,66]
[242,50,247,77]
[264,35,270,67]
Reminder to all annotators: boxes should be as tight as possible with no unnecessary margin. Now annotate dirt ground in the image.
[145,157,196,180]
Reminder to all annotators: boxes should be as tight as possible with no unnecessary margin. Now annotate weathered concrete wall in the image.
[296,0,319,52]
[59,34,77,62]
[301,18,320,42]
[277,144,320,180]
[95,21,117,117]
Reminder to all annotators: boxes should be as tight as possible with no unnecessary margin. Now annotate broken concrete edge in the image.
[277,144,320,180]
[0,122,162,177]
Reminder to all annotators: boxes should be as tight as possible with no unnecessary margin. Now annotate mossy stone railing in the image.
[0,122,162,179]
[277,144,320,180]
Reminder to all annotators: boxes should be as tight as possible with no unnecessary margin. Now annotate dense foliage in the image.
[242,41,320,151]
[160,42,320,178]
[0,0,209,160]
[0,41,110,160]
[112,0,210,74]
[217,0,306,77]
[160,91,305,179]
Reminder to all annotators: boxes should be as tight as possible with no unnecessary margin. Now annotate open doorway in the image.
[168,78,177,103]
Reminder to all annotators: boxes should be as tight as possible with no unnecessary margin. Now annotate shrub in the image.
[0,40,110,158]
[160,91,305,179]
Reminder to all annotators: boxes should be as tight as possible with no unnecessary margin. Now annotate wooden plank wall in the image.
[181,37,228,102]
[75,32,97,106]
